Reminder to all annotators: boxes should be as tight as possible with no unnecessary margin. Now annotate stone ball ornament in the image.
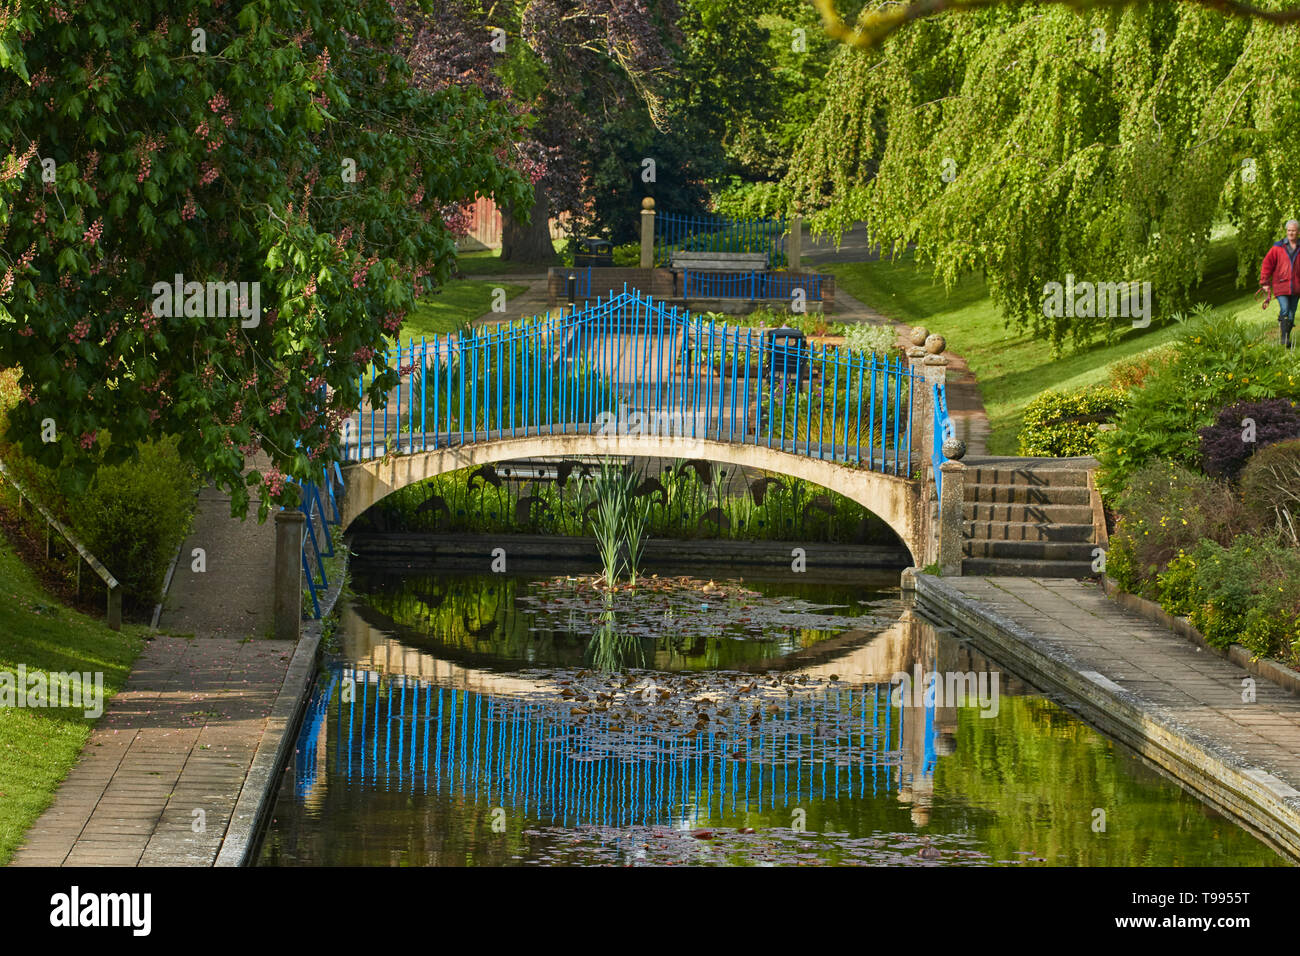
[924,333,946,354]
[942,436,967,460]
[641,197,655,210]
[909,326,929,346]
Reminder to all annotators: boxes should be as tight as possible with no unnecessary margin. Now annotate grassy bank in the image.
[0,537,148,864]
[824,238,1270,454]
[455,246,558,277]
[401,279,527,339]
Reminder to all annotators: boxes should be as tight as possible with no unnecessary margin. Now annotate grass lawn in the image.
[400,278,526,341]
[454,245,561,277]
[825,237,1274,454]
[0,537,148,864]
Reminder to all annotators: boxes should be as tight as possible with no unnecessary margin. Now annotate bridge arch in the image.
[340,433,927,565]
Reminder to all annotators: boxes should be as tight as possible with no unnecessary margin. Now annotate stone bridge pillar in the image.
[906,327,950,568]
[273,510,304,641]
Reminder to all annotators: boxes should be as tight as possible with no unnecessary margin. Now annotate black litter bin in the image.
[762,326,810,383]
[757,325,811,431]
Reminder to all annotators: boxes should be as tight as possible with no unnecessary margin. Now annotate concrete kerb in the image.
[911,573,1300,861]
[214,548,350,867]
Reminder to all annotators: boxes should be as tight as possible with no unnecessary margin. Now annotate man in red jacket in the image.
[1261,219,1300,348]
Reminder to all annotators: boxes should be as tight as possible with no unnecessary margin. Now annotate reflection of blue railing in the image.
[295,670,337,800]
[292,462,345,619]
[932,383,953,501]
[290,667,940,828]
[682,270,828,301]
[342,289,919,476]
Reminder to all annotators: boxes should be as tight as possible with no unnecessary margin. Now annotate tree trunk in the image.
[500,184,558,265]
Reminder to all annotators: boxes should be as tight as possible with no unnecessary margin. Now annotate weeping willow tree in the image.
[782,4,1300,351]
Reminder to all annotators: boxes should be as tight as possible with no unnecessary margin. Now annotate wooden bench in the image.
[669,251,768,271]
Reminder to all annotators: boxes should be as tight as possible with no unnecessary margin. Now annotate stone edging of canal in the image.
[214,550,350,867]
[905,570,1300,862]
[349,532,911,568]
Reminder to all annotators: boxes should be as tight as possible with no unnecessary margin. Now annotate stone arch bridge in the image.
[278,289,957,631]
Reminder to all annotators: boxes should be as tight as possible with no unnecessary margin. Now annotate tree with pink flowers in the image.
[0,0,530,518]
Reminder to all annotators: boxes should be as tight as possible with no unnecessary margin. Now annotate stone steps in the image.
[962,482,1091,506]
[963,520,1094,543]
[962,538,1097,560]
[965,466,1089,487]
[957,458,1099,578]
[963,502,1094,524]
[960,556,1098,578]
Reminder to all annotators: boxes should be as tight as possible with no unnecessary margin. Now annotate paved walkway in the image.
[10,636,291,866]
[835,287,989,456]
[10,462,294,866]
[934,576,1300,799]
[159,466,279,639]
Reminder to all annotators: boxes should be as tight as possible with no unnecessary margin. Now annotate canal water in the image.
[257,564,1287,866]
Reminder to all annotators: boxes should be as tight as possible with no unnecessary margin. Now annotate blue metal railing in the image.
[340,288,919,476]
[932,383,954,500]
[683,269,827,301]
[292,461,345,619]
[655,211,786,266]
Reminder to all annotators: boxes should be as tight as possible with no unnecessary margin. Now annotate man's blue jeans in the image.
[1279,294,1298,349]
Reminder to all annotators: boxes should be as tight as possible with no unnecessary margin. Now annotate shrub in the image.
[1181,534,1300,660]
[611,242,640,267]
[710,179,786,221]
[1198,398,1300,479]
[1105,527,1142,593]
[1018,384,1129,457]
[1185,538,1256,648]
[1096,312,1300,500]
[1155,549,1200,617]
[75,437,197,611]
[794,312,831,337]
[1240,573,1300,662]
[1106,344,1178,391]
[1105,460,1243,599]
[1238,437,1300,544]
[839,323,898,355]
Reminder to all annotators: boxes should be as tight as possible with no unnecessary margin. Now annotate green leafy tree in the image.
[0,0,529,517]
[784,4,1300,351]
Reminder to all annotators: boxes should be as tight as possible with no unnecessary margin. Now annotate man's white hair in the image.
[1288,219,1300,230]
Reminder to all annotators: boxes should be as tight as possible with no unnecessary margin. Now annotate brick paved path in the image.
[940,577,1300,794]
[9,636,292,866]
[159,472,278,640]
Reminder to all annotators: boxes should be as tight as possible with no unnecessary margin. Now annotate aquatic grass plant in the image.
[590,465,628,588]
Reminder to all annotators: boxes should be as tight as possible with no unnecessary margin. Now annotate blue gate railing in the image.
[341,288,919,476]
[683,269,827,301]
[292,461,345,619]
[655,212,786,266]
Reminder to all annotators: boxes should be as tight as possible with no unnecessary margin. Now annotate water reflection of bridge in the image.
[294,606,1009,826]
[297,668,933,830]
